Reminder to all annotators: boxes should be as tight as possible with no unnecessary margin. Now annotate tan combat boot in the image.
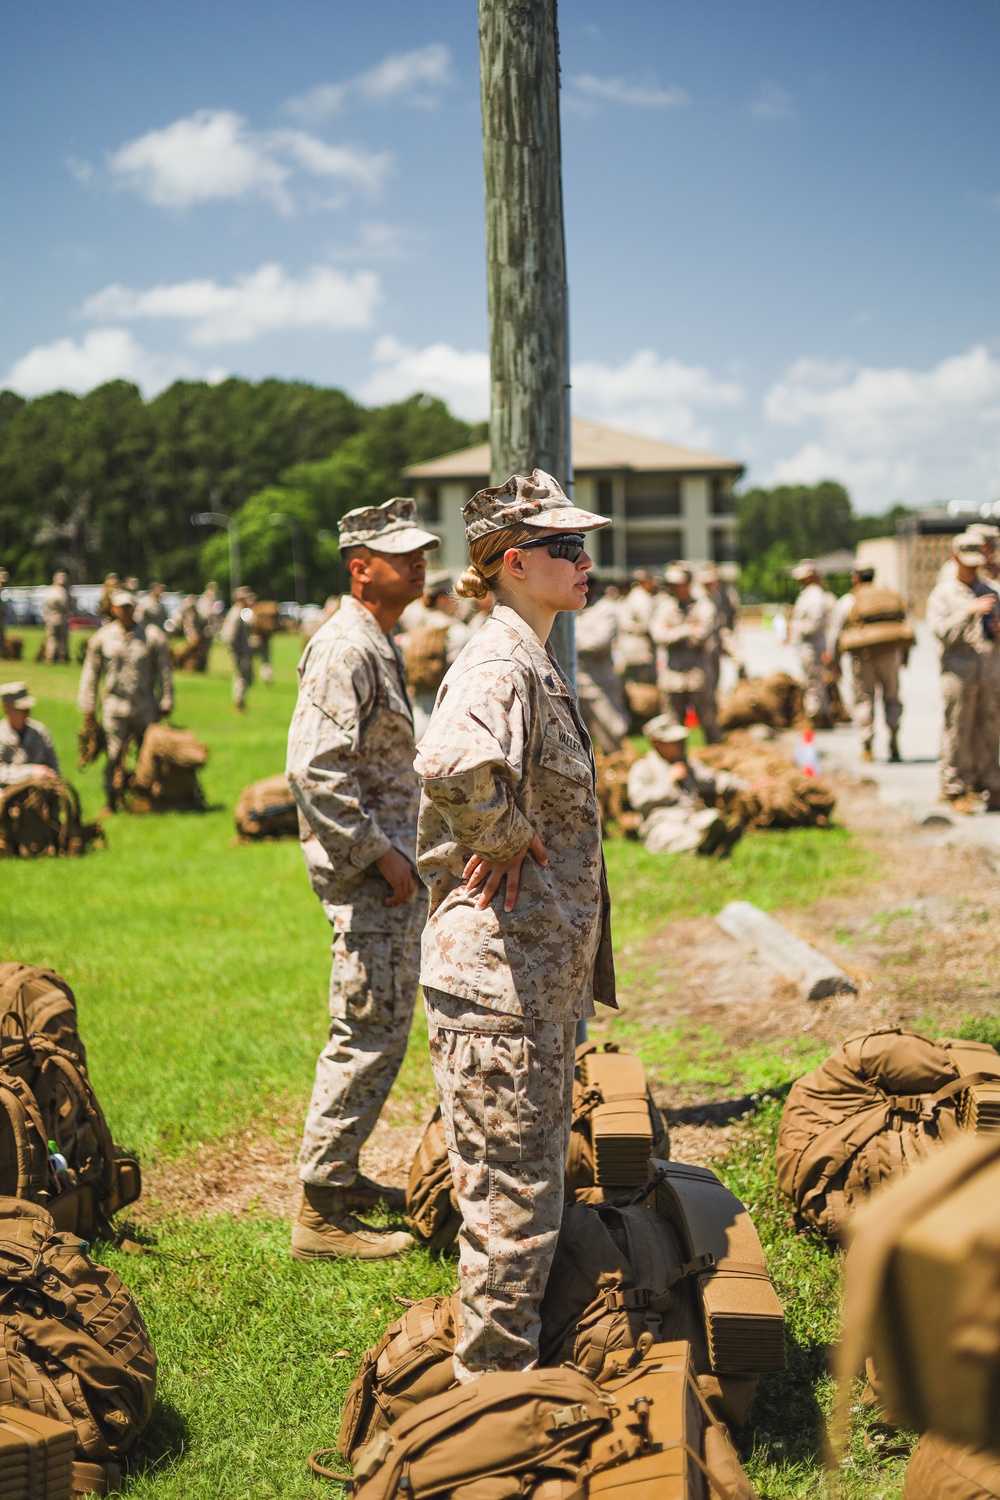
[291,1184,414,1262]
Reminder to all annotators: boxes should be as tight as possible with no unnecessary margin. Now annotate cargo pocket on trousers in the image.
[449,1034,542,1164]
[330,934,392,1023]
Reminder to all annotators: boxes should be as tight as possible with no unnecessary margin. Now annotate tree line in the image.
[0,379,482,601]
[0,375,908,602]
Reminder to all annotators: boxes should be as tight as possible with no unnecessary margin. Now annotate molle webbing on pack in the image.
[837,1132,1000,1457]
[578,1050,655,1187]
[0,1404,76,1500]
[337,1294,459,1463]
[941,1039,1000,1135]
[0,966,84,1065]
[651,1160,786,1376]
[587,1341,758,1500]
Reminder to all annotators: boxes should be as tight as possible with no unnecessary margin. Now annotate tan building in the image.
[403,419,744,577]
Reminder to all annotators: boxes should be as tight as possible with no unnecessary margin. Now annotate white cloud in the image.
[4,328,220,398]
[287,45,455,122]
[748,82,794,121]
[358,338,743,445]
[568,74,689,110]
[763,345,1000,506]
[359,335,489,420]
[107,108,391,212]
[327,221,423,262]
[572,351,743,446]
[81,262,382,346]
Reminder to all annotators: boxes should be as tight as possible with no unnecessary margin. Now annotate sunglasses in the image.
[485,531,587,566]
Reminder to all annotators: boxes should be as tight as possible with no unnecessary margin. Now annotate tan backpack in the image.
[839,584,914,652]
[401,625,450,694]
[127,725,208,812]
[0,781,103,859]
[0,965,86,1064]
[776,1027,1000,1239]
[406,1044,669,1252]
[903,1434,1000,1500]
[336,1365,612,1500]
[234,774,299,842]
[338,1294,460,1463]
[0,1196,156,1491]
[0,1033,140,1240]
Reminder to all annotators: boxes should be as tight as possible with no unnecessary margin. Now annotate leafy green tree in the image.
[737,480,855,566]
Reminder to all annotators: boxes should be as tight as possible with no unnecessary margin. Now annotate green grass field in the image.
[1,627,902,1498]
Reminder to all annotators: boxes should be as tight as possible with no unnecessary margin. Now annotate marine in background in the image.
[97,573,120,623]
[651,564,721,742]
[835,567,910,762]
[0,569,7,655]
[615,569,658,690]
[397,571,471,742]
[926,532,1000,812]
[789,560,832,727]
[0,681,59,786]
[220,587,255,712]
[696,563,742,695]
[286,497,439,1262]
[77,590,173,812]
[137,582,168,631]
[41,572,71,663]
[574,571,628,753]
[627,716,744,856]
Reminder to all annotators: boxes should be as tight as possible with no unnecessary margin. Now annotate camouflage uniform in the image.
[927,573,1000,800]
[416,591,617,1381]
[626,745,741,854]
[397,603,471,742]
[615,583,656,685]
[287,594,427,1188]
[220,600,254,708]
[77,619,173,806]
[0,573,7,654]
[41,581,70,663]
[136,591,168,631]
[575,594,628,753]
[650,592,721,741]
[789,581,830,722]
[0,717,60,785]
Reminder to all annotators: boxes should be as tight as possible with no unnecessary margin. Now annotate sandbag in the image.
[697,735,835,829]
[588,1340,758,1500]
[0,782,103,859]
[717,673,802,732]
[903,1434,1000,1500]
[338,1293,459,1463]
[0,1196,156,1489]
[0,1033,140,1240]
[234,774,298,842]
[777,1028,1000,1239]
[837,1132,1000,1458]
[127,724,207,812]
[0,965,86,1064]
[345,1366,611,1500]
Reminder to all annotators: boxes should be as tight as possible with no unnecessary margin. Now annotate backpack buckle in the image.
[547,1402,592,1432]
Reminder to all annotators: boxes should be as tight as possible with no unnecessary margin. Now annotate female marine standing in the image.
[414,470,617,1382]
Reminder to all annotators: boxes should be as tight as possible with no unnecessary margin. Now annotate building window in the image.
[597,478,614,516]
[712,529,738,563]
[419,486,441,523]
[711,477,734,515]
[624,475,681,518]
[625,530,682,569]
[598,526,616,567]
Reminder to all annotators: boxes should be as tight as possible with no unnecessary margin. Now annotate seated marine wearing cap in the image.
[0,682,60,787]
[627,715,745,857]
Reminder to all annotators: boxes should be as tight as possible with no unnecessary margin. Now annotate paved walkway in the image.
[736,621,1000,856]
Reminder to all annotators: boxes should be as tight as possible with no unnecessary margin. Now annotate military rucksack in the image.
[234,774,299,842]
[0,781,103,859]
[839,585,914,653]
[126,724,207,812]
[0,965,86,1065]
[401,624,450,695]
[0,1196,156,1492]
[338,1294,460,1463]
[0,1033,140,1241]
[776,1027,1000,1239]
[333,1365,612,1500]
[903,1434,1000,1500]
[406,1044,669,1254]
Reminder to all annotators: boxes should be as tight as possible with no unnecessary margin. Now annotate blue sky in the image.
[2,0,998,510]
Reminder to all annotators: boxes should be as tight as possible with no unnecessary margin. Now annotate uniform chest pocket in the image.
[538,723,593,787]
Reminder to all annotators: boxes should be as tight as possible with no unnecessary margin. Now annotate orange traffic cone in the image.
[684,706,699,729]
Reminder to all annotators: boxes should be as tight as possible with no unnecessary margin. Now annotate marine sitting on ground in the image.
[627,714,746,856]
[0,681,60,785]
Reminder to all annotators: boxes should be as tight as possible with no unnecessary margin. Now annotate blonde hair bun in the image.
[456,564,490,600]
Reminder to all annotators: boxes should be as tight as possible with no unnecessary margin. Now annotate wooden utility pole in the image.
[479,0,575,677]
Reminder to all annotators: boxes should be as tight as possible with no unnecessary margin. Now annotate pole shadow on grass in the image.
[740,1335,830,1472]
[127,1398,191,1485]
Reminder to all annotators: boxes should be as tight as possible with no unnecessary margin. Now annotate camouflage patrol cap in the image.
[111,590,137,607]
[967,523,999,544]
[953,531,987,565]
[643,715,688,744]
[339,497,440,555]
[664,564,691,586]
[463,469,610,541]
[0,681,34,709]
[792,559,818,581]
